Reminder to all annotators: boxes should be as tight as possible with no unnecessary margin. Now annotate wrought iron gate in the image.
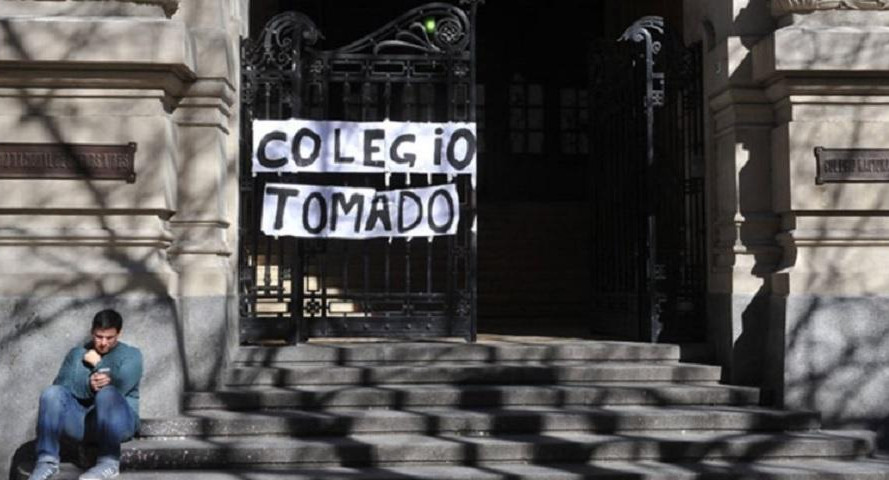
[239,3,479,344]
[589,17,706,342]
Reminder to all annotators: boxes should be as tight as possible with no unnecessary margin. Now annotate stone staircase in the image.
[17,338,889,479]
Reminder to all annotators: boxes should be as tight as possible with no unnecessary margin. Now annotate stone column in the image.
[752,3,889,439]
[166,0,240,391]
[683,0,781,388]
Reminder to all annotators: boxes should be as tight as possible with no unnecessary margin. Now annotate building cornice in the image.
[26,0,179,17]
[772,0,889,16]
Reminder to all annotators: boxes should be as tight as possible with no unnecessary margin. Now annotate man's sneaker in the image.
[27,461,59,480]
[77,460,119,480]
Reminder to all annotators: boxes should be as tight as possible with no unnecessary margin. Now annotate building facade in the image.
[1,0,888,474]
[687,0,889,446]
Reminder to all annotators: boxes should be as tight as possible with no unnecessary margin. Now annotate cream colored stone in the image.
[753,23,889,81]
[781,121,889,211]
[0,114,177,211]
[35,0,179,14]
[222,121,239,276]
[0,88,168,116]
[0,71,192,106]
[771,124,792,213]
[776,215,889,288]
[0,0,176,17]
[188,28,236,82]
[169,117,234,263]
[168,222,229,254]
[709,85,779,293]
[235,0,248,37]
[772,0,889,16]
[777,243,889,294]
[0,244,176,295]
[713,101,774,136]
[790,214,889,241]
[0,213,176,296]
[176,0,228,29]
[103,0,179,16]
[687,0,774,43]
[0,244,169,273]
[778,8,889,26]
[162,0,239,298]
[170,253,232,296]
[775,96,889,124]
[0,214,172,242]
[0,16,193,68]
[701,3,783,390]
[178,81,236,111]
[0,4,240,476]
[703,36,762,96]
[173,103,231,133]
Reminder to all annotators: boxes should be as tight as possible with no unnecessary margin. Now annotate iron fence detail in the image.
[239,2,479,344]
[590,17,706,342]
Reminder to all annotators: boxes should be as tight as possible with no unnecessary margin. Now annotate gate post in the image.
[462,0,483,343]
[619,16,667,342]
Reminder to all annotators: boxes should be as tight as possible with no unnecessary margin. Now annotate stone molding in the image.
[772,0,889,16]
[25,0,179,17]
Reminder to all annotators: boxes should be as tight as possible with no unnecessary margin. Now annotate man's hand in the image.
[89,372,111,392]
[83,349,101,367]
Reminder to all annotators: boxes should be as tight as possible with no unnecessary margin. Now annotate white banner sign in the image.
[252,119,477,178]
[261,183,460,239]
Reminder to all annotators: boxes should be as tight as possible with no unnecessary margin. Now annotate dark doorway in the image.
[474,1,601,337]
[472,1,698,340]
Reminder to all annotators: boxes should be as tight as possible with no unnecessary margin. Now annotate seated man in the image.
[29,309,143,480]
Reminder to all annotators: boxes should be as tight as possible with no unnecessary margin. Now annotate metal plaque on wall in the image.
[0,143,136,183]
[815,147,889,184]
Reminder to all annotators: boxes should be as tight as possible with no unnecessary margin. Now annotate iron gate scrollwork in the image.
[239,2,480,344]
[589,17,706,343]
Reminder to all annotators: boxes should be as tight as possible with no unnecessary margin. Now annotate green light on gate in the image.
[424,18,436,33]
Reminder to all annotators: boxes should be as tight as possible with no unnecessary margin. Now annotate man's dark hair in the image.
[92,309,123,332]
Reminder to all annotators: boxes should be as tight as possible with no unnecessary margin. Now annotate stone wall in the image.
[686,0,889,449]
[684,0,779,388]
[0,0,243,475]
[755,7,889,448]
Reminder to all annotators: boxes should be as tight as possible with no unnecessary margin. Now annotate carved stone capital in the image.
[23,0,179,17]
[772,0,889,16]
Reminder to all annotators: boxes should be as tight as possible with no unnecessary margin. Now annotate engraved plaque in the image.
[0,143,136,183]
[815,147,889,184]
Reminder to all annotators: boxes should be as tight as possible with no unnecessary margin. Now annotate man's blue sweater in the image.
[52,341,143,428]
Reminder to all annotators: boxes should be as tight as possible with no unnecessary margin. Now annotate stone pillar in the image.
[683,0,781,388]
[0,0,243,474]
[752,5,889,442]
[167,0,240,391]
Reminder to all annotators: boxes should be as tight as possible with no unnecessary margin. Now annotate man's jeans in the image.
[35,385,136,463]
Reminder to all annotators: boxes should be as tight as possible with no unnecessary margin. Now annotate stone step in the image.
[17,458,889,480]
[138,405,820,438]
[233,341,681,365]
[110,430,875,468]
[224,362,723,386]
[185,383,760,410]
